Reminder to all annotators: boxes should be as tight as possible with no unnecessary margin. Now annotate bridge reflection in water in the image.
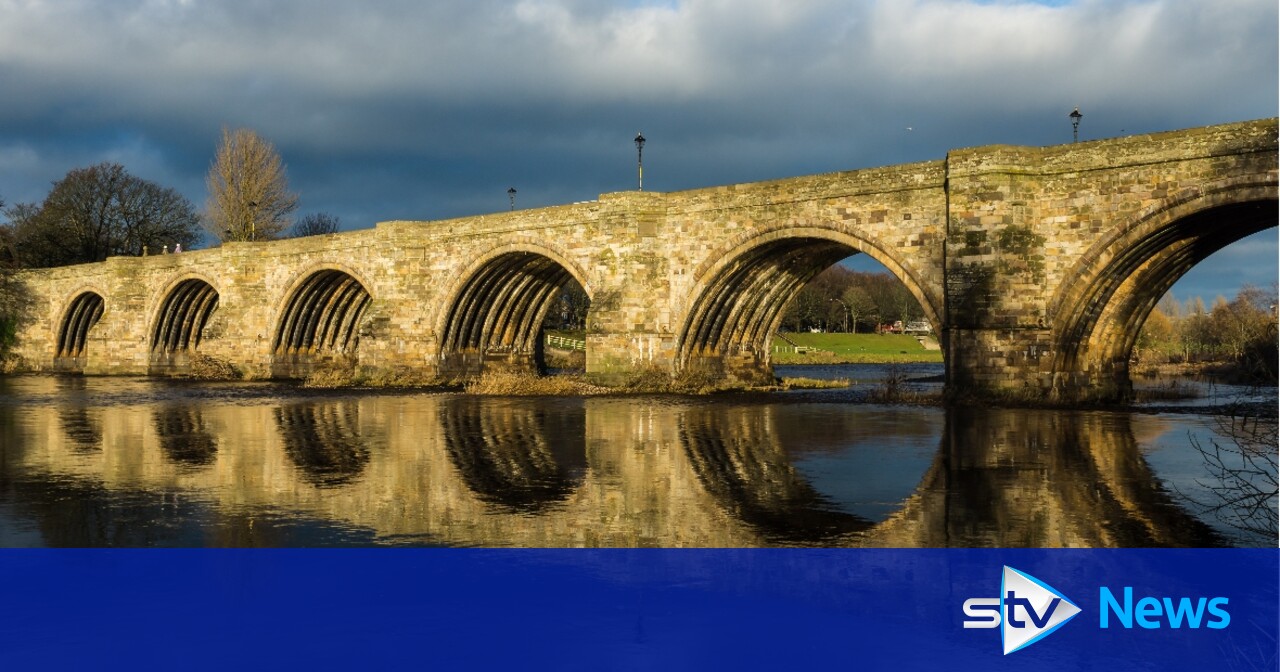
[0,378,1246,547]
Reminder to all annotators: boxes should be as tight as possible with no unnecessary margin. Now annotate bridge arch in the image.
[149,275,220,368]
[54,288,107,370]
[436,242,591,376]
[677,227,942,378]
[1049,181,1278,396]
[272,265,373,372]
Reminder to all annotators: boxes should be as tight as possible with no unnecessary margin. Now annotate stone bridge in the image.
[10,118,1277,400]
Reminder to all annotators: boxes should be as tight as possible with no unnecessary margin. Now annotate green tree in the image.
[7,163,200,267]
[205,127,298,242]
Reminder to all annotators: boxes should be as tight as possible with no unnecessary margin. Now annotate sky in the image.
[0,0,1275,300]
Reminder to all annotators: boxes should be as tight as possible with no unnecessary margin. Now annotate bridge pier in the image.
[584,332,679,384]
[944,327,1136,402]
[680,349,777,387]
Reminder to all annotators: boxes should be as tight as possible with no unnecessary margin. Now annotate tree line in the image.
[1136,285,1278,382]
[781,264,926,333]
[0,127,339,270]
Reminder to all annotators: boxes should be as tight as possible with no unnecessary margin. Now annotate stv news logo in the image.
[961,565,1233,655]
[962,566,1082,655]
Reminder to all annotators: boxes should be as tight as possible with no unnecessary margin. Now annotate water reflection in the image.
[908,409,1222,547]
[57,377,102,452]
[441,397,587,513]
[679,405,871,544]
[155,406,217,468]
[276,402,373,488]
[0,377,1260,547]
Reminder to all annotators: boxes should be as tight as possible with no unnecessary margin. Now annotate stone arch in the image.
[54,289,106,370]
[436,241,592,376]
[1048,181,1278,395]
[273,265,373,360]
[677,226,942,378]
[149,275,220,356]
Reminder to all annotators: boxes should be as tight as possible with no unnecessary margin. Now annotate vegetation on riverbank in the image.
[1135,285,1278,385]
[777,376,850,390]
[0,255,32,369]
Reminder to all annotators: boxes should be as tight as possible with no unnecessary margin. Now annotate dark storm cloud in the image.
[0,0,1275,292]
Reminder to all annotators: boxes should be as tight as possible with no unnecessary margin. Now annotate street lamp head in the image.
[507,187,516,196]
[1069,107,1083,122]
[1069,107,1082,142]
[634,133,646,191]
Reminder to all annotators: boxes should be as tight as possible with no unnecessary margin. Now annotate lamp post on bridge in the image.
[508,187,516,211]
[634,132,645,191]
[1070,107,1082,143]
[246,201,259,242]
[830,298,850,333]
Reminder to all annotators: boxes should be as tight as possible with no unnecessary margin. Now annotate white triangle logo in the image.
[1001,566,1082,655]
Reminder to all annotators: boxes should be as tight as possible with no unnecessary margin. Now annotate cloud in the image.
[0,0,1274,293]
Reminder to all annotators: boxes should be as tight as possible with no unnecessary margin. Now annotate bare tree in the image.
[291,212,340,238]
[1181,412,1278,544]
[841,285,878,333]
[205,127,298,243]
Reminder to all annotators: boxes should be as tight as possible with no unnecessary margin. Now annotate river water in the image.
[0,366,1274,547]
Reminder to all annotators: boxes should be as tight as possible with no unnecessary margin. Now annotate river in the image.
[0,366,1274,547]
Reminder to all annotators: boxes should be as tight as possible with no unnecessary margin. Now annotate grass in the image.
[545,328,587,341]
[778,376,851,390]
[772,332,942,364]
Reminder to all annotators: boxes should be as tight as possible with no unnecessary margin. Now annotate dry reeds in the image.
[464,370,610,396]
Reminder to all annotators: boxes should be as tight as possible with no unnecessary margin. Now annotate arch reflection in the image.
[154,406,217,468]
[441,397,587,513]
[678,405,874,544]
[56,377,101,452]
[890,408,1224,547]
[275,402,372,488]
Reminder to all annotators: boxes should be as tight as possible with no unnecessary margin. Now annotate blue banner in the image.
[0,549,1274,670]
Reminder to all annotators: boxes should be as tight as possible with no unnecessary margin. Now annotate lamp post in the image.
[508,187,517,211]
[830,298,850,333]
[1069,107,1082,143]
[634,132,645,191]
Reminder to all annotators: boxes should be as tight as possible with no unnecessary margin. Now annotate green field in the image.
[771,332,942,364]
[547,329,941,364]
